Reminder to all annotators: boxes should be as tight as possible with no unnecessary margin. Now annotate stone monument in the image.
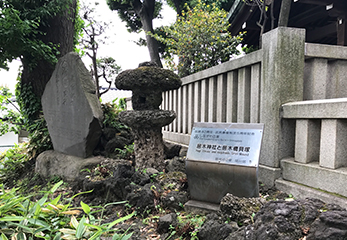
[115,62,181,170]
[41,52,103,158]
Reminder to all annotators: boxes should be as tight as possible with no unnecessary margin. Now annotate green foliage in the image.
[0,87,23,136]
[96,57,122,97]
[107,0,162,33]
[175,213,205,239]
[115,143,134,159]
[74,1,84,53]
[0,181,134,240]
[25,117,53,159]
[0,0,75,69]
[96,57,122,84]
[15,83,52,158]
[15,83,41,126]
[242,44,258,54]
[0,144,28,182]
[101,98,128,131]
[151,1,244,77]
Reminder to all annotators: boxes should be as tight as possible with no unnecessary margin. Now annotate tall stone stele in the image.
[42,52,103,158]
[116,62,181,170]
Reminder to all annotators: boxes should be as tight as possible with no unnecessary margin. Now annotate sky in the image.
[0,1,177,93]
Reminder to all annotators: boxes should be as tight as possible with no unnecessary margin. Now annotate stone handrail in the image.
[281,98,347,198]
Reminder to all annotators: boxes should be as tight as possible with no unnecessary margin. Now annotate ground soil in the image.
[2,155,293,240]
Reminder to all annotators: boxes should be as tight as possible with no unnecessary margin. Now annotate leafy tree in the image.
[0,1,80,158]
[110,0,233,68]
[0,0,79,99]
[151,1,243,77]
[167,0,232,15]
[79,2,122,98]
[107,0,163,67]
[0,86,22,136]
[95,57,122,96]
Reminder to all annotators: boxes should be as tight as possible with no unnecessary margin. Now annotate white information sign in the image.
[187,122,264,167]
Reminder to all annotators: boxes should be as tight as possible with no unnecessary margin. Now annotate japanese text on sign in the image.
[187,123,264,167]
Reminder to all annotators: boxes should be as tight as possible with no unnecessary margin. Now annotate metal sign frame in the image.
[186,122,264,202]
[187,122,264,167]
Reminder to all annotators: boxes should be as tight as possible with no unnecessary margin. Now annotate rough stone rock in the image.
[115,66,181,110]
[129,126,167,170]
[131,171,151,185]
[95,127,134,157]
[197,220,233,240]
[119,110,176,128]
[220,193,265,225]
[165,156,186,173]
[42,52,103,158]
[157,171,187,191]
[102,127,117,141]
[146,167,159,176]
[246,198,330,240]
[35,150,103,182]
[179,146,188,157]
[104,136,131,154]
[307,210,347,240]
[164,141,182,159]
[80,162,135,201]
[126,183,159,215]
[157,213,177,234]
[161,191,189,211]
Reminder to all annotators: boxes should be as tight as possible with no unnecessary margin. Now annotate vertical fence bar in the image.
[216,74,227,122]
[177,87,182,133]
[201,79,209,122]
[237,67,251,123]
[194,81,201,124]
[165,91,170,130]
[208,77,217,122]
[161,92,165,110]
[250,63,261,123]
[226,71,238,123]
[182,85,188,134]
[168,90,173,132]
[187,83,194,134]
[172,89,178,132]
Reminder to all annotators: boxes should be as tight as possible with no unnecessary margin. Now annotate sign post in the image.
[185,122,264,212]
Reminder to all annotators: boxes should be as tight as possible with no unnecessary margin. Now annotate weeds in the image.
[0,181,134,240]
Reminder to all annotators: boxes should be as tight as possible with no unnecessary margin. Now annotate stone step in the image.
[275,178,347,209]
[278,157,347,208]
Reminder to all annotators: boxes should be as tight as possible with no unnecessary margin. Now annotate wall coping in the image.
[282,98,347,119]
[305,43,347,60]
[181,49,263,86]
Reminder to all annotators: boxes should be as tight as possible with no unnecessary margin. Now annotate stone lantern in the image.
[115,62,182,170]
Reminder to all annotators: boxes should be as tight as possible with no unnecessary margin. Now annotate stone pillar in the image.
[295,119,320,163]
[319,119,347,169]
[259,27,305,185]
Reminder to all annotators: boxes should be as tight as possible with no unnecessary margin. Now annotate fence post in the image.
[259,27,305,186]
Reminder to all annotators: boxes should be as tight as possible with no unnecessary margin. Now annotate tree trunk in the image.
[21,0,77,100]
[142,19,163,68]
[278,0,291,27]
[134,0,163,67]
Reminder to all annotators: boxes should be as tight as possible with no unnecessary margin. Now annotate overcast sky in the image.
[0,1,176,93]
